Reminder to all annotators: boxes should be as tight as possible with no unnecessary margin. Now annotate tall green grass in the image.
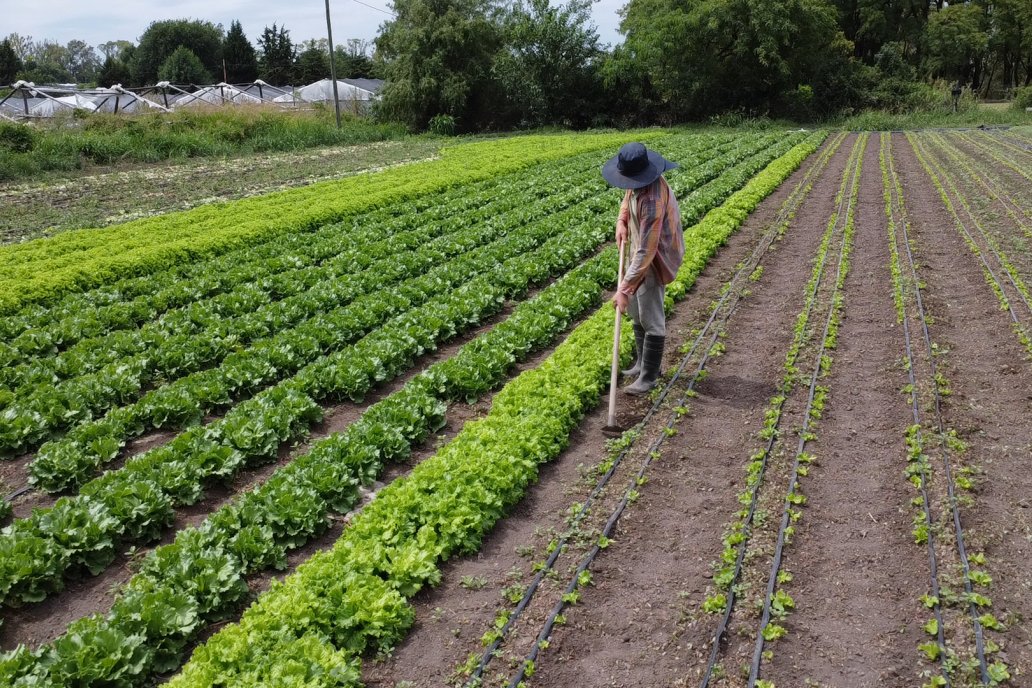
[0,106,408,182]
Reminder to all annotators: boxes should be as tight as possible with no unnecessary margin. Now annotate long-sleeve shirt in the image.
[616,176,685,296]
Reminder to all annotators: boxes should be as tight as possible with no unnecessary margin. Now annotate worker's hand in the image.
[615,222,627,247]
[613,290,629,314]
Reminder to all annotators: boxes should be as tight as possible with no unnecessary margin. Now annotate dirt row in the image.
[361,131,1032,688]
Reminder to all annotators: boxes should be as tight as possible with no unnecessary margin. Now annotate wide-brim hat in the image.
[601,142,678,189]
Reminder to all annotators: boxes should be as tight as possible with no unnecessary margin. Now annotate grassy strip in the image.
[159,132,826,688]
[0,131,664,315]
[0,109,407,182]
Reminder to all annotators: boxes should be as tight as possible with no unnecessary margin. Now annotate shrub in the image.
[1013,86,1032,111]
[0,122,36,153]
[428,114,457,136]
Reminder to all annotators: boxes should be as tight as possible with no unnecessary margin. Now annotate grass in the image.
[836,104,1032,131]
[0,105,408,182]
[0,137,448,244]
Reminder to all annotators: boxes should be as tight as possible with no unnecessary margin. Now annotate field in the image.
[0,126,1030,688]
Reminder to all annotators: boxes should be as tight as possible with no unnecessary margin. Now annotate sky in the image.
[2,0,627,53]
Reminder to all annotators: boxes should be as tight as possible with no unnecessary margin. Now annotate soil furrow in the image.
[895,133,1032,684]
[761,134,927,688]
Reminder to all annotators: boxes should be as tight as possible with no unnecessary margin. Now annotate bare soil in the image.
[895,133,1032,683]
[761,136,927,688]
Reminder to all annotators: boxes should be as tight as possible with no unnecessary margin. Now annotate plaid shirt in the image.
[617,176,685,296]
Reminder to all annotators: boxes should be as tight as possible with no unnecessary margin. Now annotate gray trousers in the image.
[627,270,666,337]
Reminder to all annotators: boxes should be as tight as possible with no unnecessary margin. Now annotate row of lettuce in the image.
[0,133,771,613]
[0,136,756,458]
[0,149,618,365]
[0,132,668,316]
[0,131,824,687]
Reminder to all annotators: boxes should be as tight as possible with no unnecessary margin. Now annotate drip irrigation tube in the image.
[885,133,951,682]
[746,134,865,687]
[487,132,849,688]
[929,134,1032,242]
[697,132,860,688]
[891,136,991,683]
[909,135,1027,330]
[919,136,1032,318]
[4,484,31,502]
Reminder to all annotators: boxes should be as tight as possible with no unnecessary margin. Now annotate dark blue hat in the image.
[601,142,678,189]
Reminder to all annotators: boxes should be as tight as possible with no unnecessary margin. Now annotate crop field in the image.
[0,127,1029,688]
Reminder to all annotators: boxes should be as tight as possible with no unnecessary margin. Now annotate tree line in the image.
[375,0,1032,130]
[0,21,376,89]
[2,0,1030,128]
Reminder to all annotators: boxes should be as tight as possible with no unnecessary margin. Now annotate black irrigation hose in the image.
[747,135,864,687]
[911,136,1027,331]
[921,135,1032,318]
[893,138,991,684]
[935,136,1032,227]
[493,133,850,688]
[4,484,31,502]
[888,136,951,683]
[697,132,856,688]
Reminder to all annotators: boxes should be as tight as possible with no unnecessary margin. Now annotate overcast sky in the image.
[4,0,627,53]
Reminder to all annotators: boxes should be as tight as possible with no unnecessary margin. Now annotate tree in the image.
[3,33,33,61]
[0,39,22,84]
[97,55,132,86]
[16,40,72,84]
[98,40,134,61]
[64,40,100,83]
[336,39,376,78]
[492,0,605,128]
[375,0,502,131]
[223,20,258,82]
[923,4,988,86]
[157,45,212,84]
[257,24,296,85]
[296,46,329,83]
[131,19,224,85]
[617,0,860,119]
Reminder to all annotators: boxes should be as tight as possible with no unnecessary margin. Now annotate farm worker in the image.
[601,142,684,396]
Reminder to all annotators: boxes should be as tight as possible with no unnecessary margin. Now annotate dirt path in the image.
[360,135,856,688]
[761,135,928,687]
[895,133,1032,683]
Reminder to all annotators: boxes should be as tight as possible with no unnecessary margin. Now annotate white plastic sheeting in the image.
[29,94,99,116]
[286,78,378,103]
[174,83,263,107]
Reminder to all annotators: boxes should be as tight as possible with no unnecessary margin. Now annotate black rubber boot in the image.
[624,334,664,396]
[622,324,646,378]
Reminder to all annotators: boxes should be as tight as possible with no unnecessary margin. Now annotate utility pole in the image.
[325,0,342,127]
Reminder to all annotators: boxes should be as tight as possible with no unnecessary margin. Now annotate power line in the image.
[352,0,395,16]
